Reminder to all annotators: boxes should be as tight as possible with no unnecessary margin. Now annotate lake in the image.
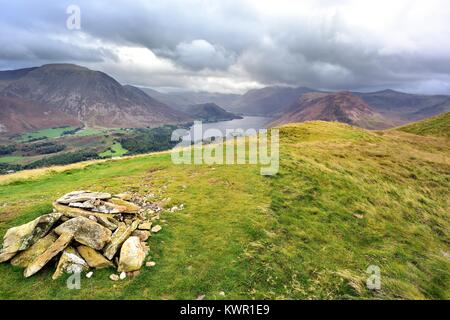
[184,116,273,142]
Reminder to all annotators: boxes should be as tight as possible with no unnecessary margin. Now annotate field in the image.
[18,126,78,142]
[0,156,23,164]
[99,142,129,157]
[0,121,448,300]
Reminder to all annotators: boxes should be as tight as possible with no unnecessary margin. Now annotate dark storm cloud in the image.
[1,0,450,93]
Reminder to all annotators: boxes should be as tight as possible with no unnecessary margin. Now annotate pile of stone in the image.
[0,190,163,280]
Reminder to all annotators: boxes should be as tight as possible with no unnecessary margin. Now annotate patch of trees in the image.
[26,136,48,142]
[24,150,99,169]
[62,127,82,136]
[0,163,21,174]
[20,141,66,156]
[0,145,16,155]
[119,125,178,154]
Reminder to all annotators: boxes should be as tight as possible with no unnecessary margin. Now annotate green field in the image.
[19,126,78,142]
[0,156,23,164]
[99,142,129,158]
[0,121,448,300]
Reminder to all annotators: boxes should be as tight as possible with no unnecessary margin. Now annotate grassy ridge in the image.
[397,112,450,138]
[0,121,448,299]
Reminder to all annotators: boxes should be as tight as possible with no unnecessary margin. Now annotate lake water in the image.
[184,116,273,142]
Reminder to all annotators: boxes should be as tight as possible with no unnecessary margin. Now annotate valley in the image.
[0,119,448,299]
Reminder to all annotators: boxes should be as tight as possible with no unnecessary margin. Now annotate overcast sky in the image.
[1,0,450,94]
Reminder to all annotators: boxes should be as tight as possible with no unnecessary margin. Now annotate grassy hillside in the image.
[0,121,448,300]
[397,112,450,138]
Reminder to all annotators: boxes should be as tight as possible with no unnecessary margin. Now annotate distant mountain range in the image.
[270,91,394,129]
[0,64,189,133]
[1,63,450,134]
[143,85,450,126]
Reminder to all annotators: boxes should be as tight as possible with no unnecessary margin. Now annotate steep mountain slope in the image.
[397,112,450,138]
[227,86,317,116]
[0,67,37,91]
[179,103,242,122]
[0,121,448,300]
[355,89,450,122]
[0,64,189,131]
[271,91,394,129]
[0,96,82,134]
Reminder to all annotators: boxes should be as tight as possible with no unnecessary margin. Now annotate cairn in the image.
[0,190,165,280]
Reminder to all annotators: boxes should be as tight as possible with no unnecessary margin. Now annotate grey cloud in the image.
[1,0,450,94]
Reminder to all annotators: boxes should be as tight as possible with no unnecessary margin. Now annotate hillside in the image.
[355,89,450,123]
[397,112,450,138]
[227,86,317,116]
[271,91,394,129]
[0,96,82,134]
[179,103,242,122]
[0,64,190,132]
[0,121,448,299]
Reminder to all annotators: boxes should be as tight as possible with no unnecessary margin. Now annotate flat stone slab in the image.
[0,213,62,262]
[54,216,112,251]
[77,245,114,269]
[11,233,58,268]
[103,220,140,260]
[52,246,89,280]
[56,191,111,204]
[24,233,74,278]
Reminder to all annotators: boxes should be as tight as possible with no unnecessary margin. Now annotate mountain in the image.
[142,85,318,117]
[0,64,190,132]
[226,86,318,116]
[179,103,242,122]
[354,89,450,123]
[271,91,394,129]
[140,87,241,111]
[0,96,82,134]
[397,111,450,138]
[0,67,38,91]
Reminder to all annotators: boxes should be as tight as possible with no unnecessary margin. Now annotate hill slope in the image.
[355,89,450,123]
[0,121,448,300]
[227,86,317,116]
[397,112,450,138]
[271,91,394,129]
[179,103,242,122]
[0,96,82,133]
[0,64,189,131]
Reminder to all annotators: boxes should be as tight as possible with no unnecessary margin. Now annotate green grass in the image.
[99,142,129,158]
[75,128,106,137]
[0,121,448,300]
[75,128,129,137]
[19,126,78,142]
[0,156,23,164]
[397,112,450,138]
